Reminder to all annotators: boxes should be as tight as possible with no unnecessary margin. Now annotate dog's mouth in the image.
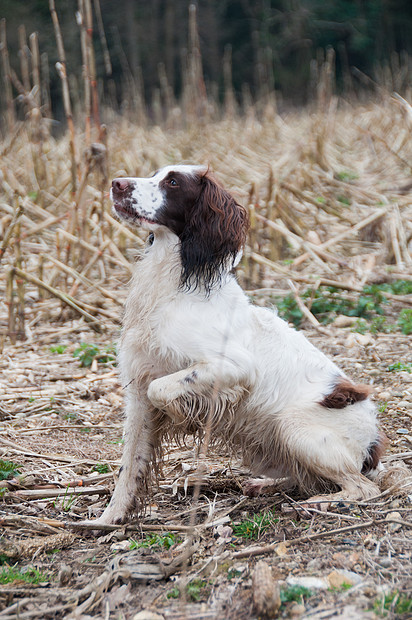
[112,202,158,226]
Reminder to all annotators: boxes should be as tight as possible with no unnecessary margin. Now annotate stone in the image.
[286,576,328,590]
[327,569,362,589]
[288,602,306,616]
[132,612,165,620]
[333,315,356,328]
[377,391,391,400]
[385,511,403,532]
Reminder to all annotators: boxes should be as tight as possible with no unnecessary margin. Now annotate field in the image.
[1,96,412,619]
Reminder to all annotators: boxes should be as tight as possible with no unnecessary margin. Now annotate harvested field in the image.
[1,97,412,618]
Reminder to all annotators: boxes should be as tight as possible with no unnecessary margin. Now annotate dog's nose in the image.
[112,178,130,192]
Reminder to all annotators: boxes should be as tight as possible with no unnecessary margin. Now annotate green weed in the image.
[53,486,78,512]
[373,591,412,616]
[369,316,395,334]
[0,460,21,481]
[187,578,208,602]
[0,565,50,585]
[227,567,243,580]
[166,579,209,602]
[280,585,313,604]
[277,285,386,327]
[388,362,412,373]
[92,463,110,474]
[50,345,67,354]
[329,582,353,592]
[232,508,278,540]
[337,195,351,206]
[73,343,100,367]
[277,280,412,328]
[353,318,368,334]
[64,412,78,421]
[398,309,412,335]
[73,343,116,367]
[167,587,180,599]
[336,170,359,182]
[166,579,209,603]
[129,532,180,551]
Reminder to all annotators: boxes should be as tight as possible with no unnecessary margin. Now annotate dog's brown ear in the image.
[180,173,249,293]
[320,378,373,409]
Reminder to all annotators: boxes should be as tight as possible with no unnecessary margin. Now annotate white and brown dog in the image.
[90,164,385,527]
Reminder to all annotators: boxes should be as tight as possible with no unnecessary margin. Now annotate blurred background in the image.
[1,0,412,127]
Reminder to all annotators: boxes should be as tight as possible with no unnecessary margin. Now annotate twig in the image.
[0,18,15,132]
[13,486,109,500]
[0,437,118,465]
[231,517,412,560]
[49,0,78,192]
[0,203,24,265]
[46,254,123,305]
[13,266,102,331]
[256,213,347,267]
[67,521,200,533]
[287,279,330,333]
[293,209,386,266]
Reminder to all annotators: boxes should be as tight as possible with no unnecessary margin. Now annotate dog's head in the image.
[111,165,249,292]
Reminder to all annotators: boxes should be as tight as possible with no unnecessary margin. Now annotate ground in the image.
[0,312,411,619]
[1,102,412,618]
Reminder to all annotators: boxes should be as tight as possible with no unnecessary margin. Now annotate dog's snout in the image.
[112,178,130,192]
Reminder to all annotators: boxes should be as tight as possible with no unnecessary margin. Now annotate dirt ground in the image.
[1,102,412,618]
[1,307,411,619]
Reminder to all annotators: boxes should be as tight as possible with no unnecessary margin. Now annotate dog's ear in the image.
[179,173,249,293]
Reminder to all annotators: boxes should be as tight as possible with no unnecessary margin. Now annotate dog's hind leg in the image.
[301,472,379,512]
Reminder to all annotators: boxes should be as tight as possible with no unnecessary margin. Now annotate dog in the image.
[90,164,385,527]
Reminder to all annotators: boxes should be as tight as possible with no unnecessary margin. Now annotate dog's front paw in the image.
[147,377,184,409]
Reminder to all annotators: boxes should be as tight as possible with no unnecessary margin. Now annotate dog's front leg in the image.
[147,358,247,414]
[89,388,154,527]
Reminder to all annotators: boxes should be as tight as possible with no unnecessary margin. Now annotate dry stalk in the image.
[256,212,347,267]
[40,51,52,117]
[287,279,329,334]
[13,266,102,332]
[231,517,412,561]
[29,32,41,107]
[46,254,123,305]
[56,228,130,271]
[0,201,24,266]
[93,0,112,76]
[6,268,16,345]
[14,221,26,341]
[84,0,101,132]
[49,0,78,194]
[18,24,30,93]
[0,18,15,131]
[77,0,91,146]
[293,209,386,266]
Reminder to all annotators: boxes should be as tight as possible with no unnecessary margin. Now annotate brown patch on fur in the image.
[362,431,389,474]
[320,377,373,409]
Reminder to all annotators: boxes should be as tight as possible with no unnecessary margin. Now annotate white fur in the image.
[91,167,381,526]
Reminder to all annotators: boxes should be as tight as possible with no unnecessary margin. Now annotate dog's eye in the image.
[168,178,178,187]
